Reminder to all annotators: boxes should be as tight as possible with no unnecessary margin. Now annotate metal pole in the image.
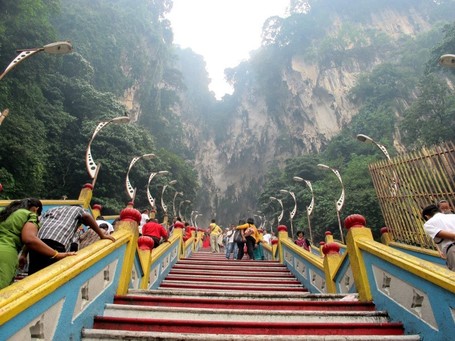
[317,164,345,244]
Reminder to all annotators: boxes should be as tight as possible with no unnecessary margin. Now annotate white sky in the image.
[167,0,289,99]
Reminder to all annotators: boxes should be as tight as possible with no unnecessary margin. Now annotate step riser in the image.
[164,275,301,284]
[169,270,294,277]
[93,317,405,335]
[159,283,307,292]
[83,329,420,341]
[103,306,389,323]
[172,265,288,272]
[114,297,375,311]
[181,260,282,265]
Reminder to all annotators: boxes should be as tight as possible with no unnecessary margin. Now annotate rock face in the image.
[124,4,442,224]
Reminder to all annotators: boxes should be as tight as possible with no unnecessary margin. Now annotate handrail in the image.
[0,229,130,325]
[357,238,455,293]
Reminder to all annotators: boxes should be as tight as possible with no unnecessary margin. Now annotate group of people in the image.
[2,196,454,291]
[207,218,278,261]
[0,199,115,290]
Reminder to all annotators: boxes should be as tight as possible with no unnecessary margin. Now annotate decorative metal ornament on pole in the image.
[0,41,73,81]
[194,213,202,228]
[0,41,73,126]
[86,116,130,184]
[172,191,183,218]
[146,170,169,209]
[190,210,199,226]
[179,200,191,219]
[0,109,9,126]
[439,54,455,68]
[280,189,297,239]
[293,176,315,243]
[356,133,398,195]
[356,134,391,160]
[160,180,177,214]
[125,153,156,202]
[269,196,284,225]
[317,164,345,244]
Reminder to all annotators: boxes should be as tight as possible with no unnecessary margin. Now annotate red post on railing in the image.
[322,238,342,293]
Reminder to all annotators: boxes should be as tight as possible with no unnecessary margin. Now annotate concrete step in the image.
[83,329,421,341]
[168,268,294,277]
[84,251,415,340]
[117,292,374,311]
[164,273,301,284]
[158,279,307,292]
[102,304,390,323]
[126,289,359,301]
[90,316,406,336]
[171,263,288,272]
[179,257,283,265]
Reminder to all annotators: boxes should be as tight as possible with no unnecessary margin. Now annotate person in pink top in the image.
[141,219,168,248]
[295,230,311,251]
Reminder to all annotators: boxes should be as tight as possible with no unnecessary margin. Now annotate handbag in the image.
[233,230,243,243]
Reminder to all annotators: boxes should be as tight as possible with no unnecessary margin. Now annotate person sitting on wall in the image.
[141,218,168,248]
[28,205,115,275]
[422,204,455,271]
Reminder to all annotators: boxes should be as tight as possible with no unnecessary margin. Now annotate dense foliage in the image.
[0,0,198,217]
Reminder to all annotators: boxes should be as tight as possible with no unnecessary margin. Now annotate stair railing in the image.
[137,222,195,290]
[0,208,142,341]
[278,214,455,341]
[277,225,353,294]
[344,214,455,341]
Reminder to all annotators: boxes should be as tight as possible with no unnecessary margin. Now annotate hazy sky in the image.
[167,0,288,99]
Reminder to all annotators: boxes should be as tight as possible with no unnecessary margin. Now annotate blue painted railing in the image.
[277,222,455,341]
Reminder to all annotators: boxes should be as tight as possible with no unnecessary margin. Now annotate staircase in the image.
[82,251,420,340]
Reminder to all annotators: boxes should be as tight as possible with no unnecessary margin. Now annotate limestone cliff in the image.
[125,2,449,223]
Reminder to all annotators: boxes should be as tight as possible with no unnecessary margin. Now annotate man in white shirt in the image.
[262,230,272,245]
[422,204,455,271]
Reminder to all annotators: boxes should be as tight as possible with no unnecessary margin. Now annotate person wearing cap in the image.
[422,204,455,271]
